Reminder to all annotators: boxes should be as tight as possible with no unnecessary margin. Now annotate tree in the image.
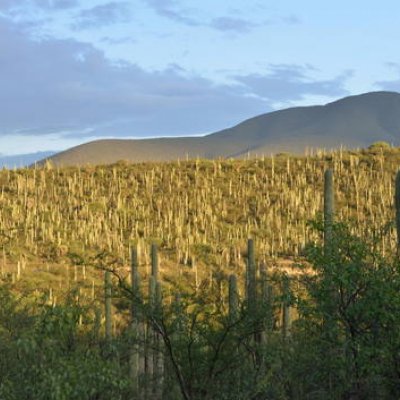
[293,220,400,399]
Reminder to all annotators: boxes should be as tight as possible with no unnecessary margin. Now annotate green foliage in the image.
[3,217,400,399]
[0,286,129,400]
[293,220,400,398]
[146,221,400,399]
[368,141,391,150]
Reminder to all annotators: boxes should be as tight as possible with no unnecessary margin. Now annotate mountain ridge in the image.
[43,91,400,166]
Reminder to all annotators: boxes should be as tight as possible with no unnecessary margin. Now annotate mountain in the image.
[43,91,400,166]
[0,151,56,169]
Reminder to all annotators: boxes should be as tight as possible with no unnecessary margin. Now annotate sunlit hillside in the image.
[2,143,400,399]
[1,143,398,293]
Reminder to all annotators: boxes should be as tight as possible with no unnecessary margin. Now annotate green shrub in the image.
[368,141,391,151]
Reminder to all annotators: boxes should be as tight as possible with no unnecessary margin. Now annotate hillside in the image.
[0,151,55,168]
[3,145,400,287]
[43,91,400,166]
[3,147,400,399]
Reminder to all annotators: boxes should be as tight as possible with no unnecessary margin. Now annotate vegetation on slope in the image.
[1,146,400,398]
[2,145,400,282]
[1,218,400,399]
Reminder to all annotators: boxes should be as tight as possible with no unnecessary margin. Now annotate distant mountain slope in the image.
[44,91,400,166]
[1,151,56,168]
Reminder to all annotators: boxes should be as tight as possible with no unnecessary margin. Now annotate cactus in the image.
[228,274,239,321]
[17,261,21,281]
[147,243,163,399]
[129,246,140,393]
[131,246,141,298]
[149,243,160,395]
[154,280,164,399]
[395,170,400,253]
[146,275,156,396]
[259,263,274,340]
[151,243,159,281]
[155,281,162,315]
[259,263,269,306]
[93,306,101,343]
[104,270,112,341]
[193,256,199,293]
[246,238,257,313]
[324,169,334,255]
[148,275,156,311]
[282,274,291,339]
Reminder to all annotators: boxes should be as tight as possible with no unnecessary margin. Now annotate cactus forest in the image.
[2,145,400,399]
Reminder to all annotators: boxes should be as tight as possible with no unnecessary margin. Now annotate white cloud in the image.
[0,15,354,155]
[0,16,269,144]
[71,2,130,30]
[0,132,98,155]
[234,65,351,102]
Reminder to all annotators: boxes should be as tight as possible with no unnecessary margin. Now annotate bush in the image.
[2,219,400,399]
[0,287,129,400]
[368,141,391,151]
[293,220,400,399]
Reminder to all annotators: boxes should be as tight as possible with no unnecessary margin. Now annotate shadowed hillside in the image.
[44,91,400,166]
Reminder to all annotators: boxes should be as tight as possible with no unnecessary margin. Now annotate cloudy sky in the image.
[1,0,400,157]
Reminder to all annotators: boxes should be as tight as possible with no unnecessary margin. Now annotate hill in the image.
[44,91,400,166]
[3,147,400,400]
[0,151,56,168]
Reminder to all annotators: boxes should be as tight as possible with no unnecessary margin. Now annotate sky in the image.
[1,0,400,157]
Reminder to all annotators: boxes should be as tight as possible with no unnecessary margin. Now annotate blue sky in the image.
[0,0,400,157]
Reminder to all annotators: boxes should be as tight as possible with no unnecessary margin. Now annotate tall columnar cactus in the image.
[282,274,291,339]
[94,306,101,342]
[104,270,112,341]
[151,243,159,281]
[147,275,156,386]
[395,170,400,253]
[192,256,199,293]
[155,281,162,315]
[167,292,184,400]
[131,246,142,317]
[324,169,334,255]
[323,170,338,386]
[148,276,156,311]
[228,274,239,321]
[154,280,164,400]
[150,241,164,395]
[228,273,241,391]
[259,263,269,305]
[259,263,273,336]
[246,238,257,313]
[130,246,141,393]
[131,246,140,297]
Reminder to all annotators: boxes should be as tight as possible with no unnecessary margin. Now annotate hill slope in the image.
[0,151,56,168]
[45,91,400,166]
